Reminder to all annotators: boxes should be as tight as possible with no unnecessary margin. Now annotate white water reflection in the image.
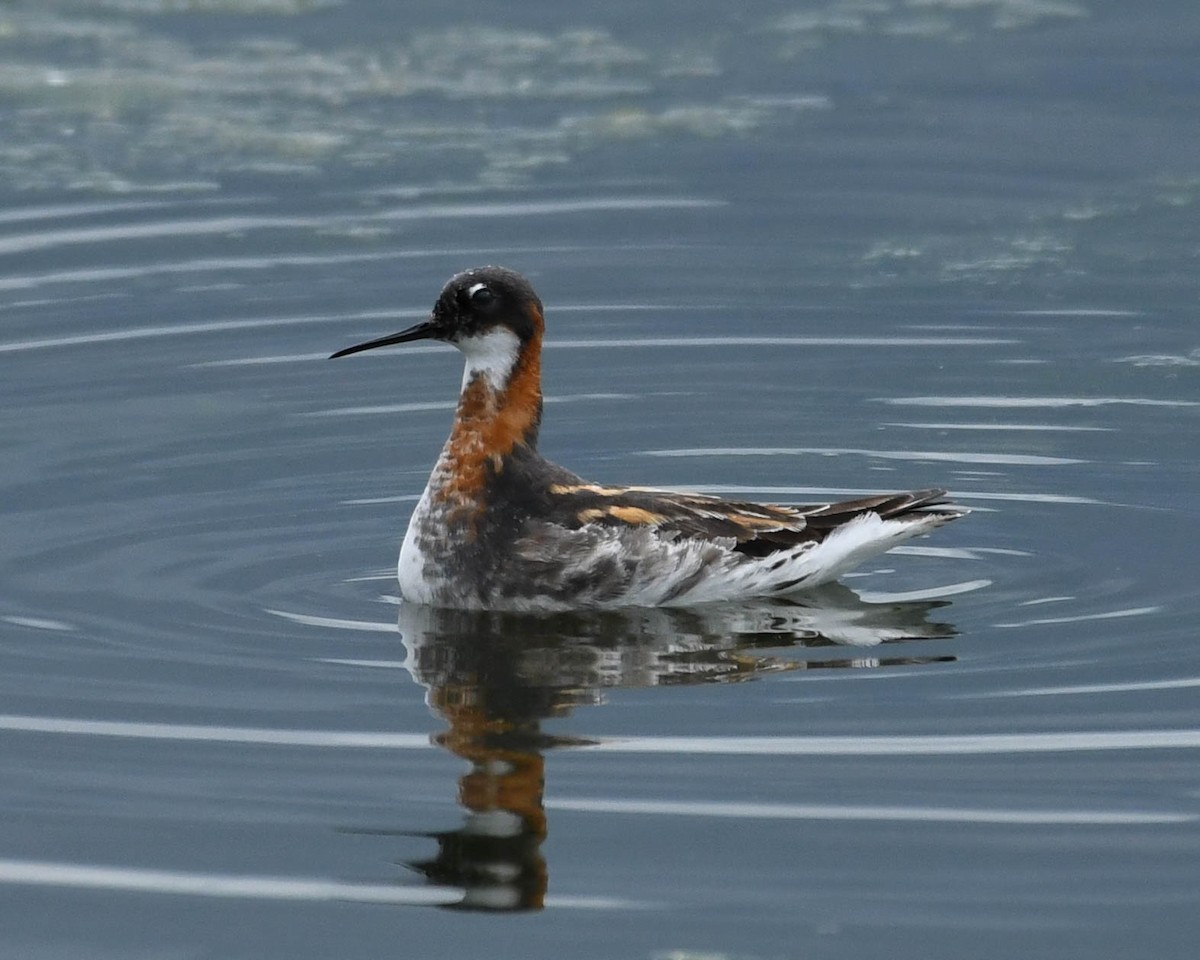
[885,422,1114,432]
[960,677,1200,698]
[587,730,1200,755]
[0,714,429,748]
[310,393,638,417]
[0,310,426,354]
[0,859,634,909]
[0,197,717,257]
[340,494,424,506]
[0,859,458,905]
[264,609,399,633]
[880,396,1199,409]
[548,797,1192,826]
[0,615,75,631]
[547,336,1016,347]
[641,447,1086,466]
[3,714,1196,756]
[1119,351,1200,368]
[0,214,316,255]
[856,579,992,602]
[0,250,396,292]
[994,605,1162,628]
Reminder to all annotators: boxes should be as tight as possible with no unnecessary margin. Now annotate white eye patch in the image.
[466,281,496,307]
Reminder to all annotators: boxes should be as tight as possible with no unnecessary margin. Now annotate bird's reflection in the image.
[395,584,956,910]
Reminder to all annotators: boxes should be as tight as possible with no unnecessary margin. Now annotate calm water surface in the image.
[1,1,1198,957]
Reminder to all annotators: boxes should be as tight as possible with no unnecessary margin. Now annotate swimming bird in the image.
[331,266,967,611]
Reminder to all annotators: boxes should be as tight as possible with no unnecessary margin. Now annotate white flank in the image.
[398,485,435,604]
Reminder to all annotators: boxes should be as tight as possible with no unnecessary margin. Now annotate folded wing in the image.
[544,483,964,558]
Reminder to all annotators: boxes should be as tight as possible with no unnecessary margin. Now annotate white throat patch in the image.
[458,327,521,390]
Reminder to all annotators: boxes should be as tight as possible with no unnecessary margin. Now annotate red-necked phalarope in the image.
[331,266,968,611]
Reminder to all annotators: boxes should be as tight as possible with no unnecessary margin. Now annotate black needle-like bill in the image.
[329,316,441,359]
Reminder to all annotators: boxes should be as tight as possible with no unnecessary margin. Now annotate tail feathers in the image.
[802,488,968,531]
[772,496,964,595]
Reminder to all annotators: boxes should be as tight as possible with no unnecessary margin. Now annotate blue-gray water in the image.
[2,2,1198,957]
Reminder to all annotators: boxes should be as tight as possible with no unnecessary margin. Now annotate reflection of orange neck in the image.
[435,702,548,844]
[430,694,549,910]
[458,748,548,841]
[437,325,543,506]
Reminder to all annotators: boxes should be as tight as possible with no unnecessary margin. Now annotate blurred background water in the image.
[1,1,1198,957]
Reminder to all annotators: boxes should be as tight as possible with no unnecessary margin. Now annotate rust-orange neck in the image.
[436,327,543,504]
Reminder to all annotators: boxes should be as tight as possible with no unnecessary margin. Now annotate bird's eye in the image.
[468,284,494,307]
